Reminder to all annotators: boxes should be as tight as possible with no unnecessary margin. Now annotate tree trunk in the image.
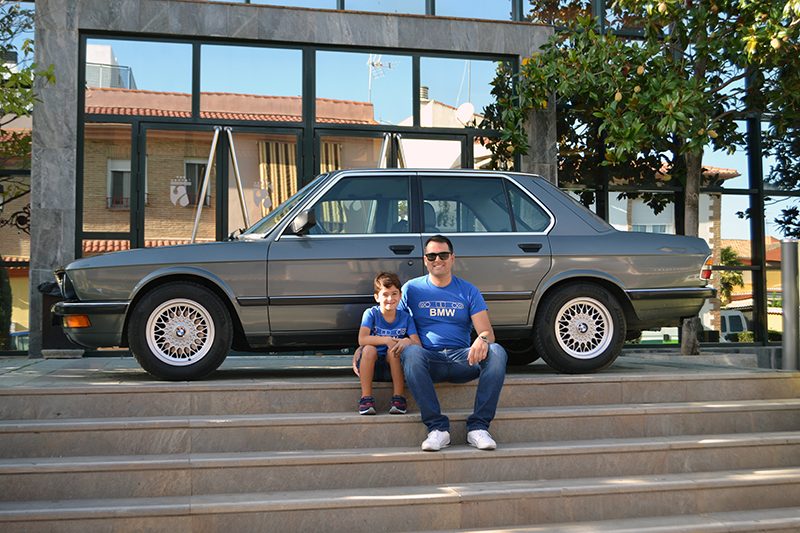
[681,151,703,355]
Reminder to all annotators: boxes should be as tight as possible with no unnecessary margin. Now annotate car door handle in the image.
[518,243,543,253]
[389,245,415,255]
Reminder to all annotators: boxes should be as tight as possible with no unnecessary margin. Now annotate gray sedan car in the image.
[53,169,714,380]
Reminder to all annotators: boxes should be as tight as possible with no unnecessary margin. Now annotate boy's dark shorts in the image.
[356,352,393,382]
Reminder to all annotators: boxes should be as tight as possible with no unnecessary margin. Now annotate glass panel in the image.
[85,39,192,117]
[82,123,133,232]
[607,191,676,234]
[316,51,411,125]
[765,195,800,241]
[143,129,217,246]
[436,0,512,21]
[400,138,462,169]
[766,260,792,342]
[309,176,410,235]
[345,0,425,14]
[227,132,299,232]
[421,176,511,232]
[0,171,30,352]
[628,327,680,345]
[605,1,647,31]
[702,271,752,343]
[419,58,502,128]
[526,0,591,26]
[250,0,335,7]
[318,135,383,170]
[200,45,302,122]
[507,182,551,232]
[0,258,29,351]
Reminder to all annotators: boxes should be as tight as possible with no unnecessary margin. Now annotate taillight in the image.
[701,256,713,280]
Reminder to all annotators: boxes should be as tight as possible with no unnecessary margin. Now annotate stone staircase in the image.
[0,364,799,532]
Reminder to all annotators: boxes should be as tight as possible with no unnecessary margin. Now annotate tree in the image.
[483,0,800,353]
[718,246,744,304]
[0,1,55,216]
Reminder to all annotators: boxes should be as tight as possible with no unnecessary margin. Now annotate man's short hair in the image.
[425,235,453,253]
[374,271,402,294]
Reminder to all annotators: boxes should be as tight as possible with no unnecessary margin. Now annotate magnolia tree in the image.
[484,0,800,354]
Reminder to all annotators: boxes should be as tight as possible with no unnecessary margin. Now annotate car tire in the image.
[534,283,625,374]
[501,338,541,366]
[128,282,232,381]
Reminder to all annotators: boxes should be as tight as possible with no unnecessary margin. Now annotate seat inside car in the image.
[424,201,439,232]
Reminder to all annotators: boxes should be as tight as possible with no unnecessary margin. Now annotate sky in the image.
[15,1,795,241]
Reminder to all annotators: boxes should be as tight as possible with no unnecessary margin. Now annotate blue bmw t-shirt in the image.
[398,275,487,350]
[360,306,417,357]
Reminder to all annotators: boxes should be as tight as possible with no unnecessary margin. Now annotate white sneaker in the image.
[421,430,450,451]
[467,429,497,450]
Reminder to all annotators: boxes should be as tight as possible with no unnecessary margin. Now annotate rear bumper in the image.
[625,287,716,328]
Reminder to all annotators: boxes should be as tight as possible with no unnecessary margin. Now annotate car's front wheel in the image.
[128,282,232,381]
[534,283,625,374]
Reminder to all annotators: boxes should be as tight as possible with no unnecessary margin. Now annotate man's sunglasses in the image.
[424,252,452,261]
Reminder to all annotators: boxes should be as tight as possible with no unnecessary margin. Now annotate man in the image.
[390,235,507,451]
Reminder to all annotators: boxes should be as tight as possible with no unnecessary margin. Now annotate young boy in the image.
[353,271,420,415]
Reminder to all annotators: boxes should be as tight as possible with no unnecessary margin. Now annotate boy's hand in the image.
[389,337,413,359]
[352,347,362,376]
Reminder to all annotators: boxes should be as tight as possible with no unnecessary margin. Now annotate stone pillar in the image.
[520,105,558,185]
[29,0,79,358]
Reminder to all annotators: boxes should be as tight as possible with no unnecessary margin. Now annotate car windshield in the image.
[242,174,327,237]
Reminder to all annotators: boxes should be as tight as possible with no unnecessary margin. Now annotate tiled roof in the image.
[720,237,782,262]
[82,239,213,254]
[0,256,29,270]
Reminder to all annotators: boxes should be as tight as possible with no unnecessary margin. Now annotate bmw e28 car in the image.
[53,169,715,381]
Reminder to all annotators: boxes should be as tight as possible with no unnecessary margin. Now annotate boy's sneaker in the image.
[389,395,407,414]
[421,430,450,451]
[467,429,497,450]
[358,396,376,415]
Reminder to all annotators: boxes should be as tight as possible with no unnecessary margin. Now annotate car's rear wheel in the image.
[501,338,541,366]
[128,282,232,381]
[534,283,625,374]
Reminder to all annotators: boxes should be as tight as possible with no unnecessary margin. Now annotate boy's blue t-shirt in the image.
[398,275,487,351]
[360,306,417,357]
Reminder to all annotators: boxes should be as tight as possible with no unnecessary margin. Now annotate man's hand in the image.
[389,337,413,359]
[468,336,489,365]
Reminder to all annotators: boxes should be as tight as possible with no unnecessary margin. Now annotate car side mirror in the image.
[291,209,316,235]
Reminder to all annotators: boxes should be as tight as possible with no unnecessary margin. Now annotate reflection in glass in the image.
[85,40,192,117]
[82,123,133,233]
[419,58,501,129]
[201,45,302,122]
[400,139,462,169]
[526,0,590,26]
[317,51,410,125]
[765,195,800,240]
[319,136,383,170]
[436,0,512,21]
[143,130,217,246]
[605,1,647,31]
[250,0,335,7]
[607,191,675,234]
[225,133,299,232]
[345,0,425,14]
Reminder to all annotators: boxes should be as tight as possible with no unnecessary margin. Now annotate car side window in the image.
[506,181,551,233]
[421,177,511,233]
[309,176,410,235]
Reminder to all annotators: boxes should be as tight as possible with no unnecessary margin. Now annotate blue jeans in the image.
[400,343,507,433]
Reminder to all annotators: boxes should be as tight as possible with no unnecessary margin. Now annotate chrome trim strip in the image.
[237,297,270,307]
[51,301,129,315]
[626,287,717,300]
[483,292,533,301]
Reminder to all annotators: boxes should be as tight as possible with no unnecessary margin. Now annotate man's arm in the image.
[468,309,495,365]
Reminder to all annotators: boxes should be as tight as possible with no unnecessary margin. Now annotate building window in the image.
[184,160,212,207]
[107,160,131,210]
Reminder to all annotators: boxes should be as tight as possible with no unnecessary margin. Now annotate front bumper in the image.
[51,300,129,348]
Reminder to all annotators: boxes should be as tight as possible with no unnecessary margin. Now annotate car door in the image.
[267,173,423,334]
[418,172,553,327]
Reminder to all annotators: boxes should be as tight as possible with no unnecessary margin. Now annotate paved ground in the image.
[0,353,777,389]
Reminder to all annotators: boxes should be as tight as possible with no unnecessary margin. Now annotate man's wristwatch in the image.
[479,335,489,344]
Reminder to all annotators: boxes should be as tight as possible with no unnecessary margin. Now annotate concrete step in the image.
[1,467,798,532]
[2,370,798,420]
[431,507,800,533]
[2,399,799,459]
[1,432,798,502]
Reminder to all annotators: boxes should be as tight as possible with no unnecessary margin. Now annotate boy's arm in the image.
[388,334,421,359]
[358,326,398,348]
